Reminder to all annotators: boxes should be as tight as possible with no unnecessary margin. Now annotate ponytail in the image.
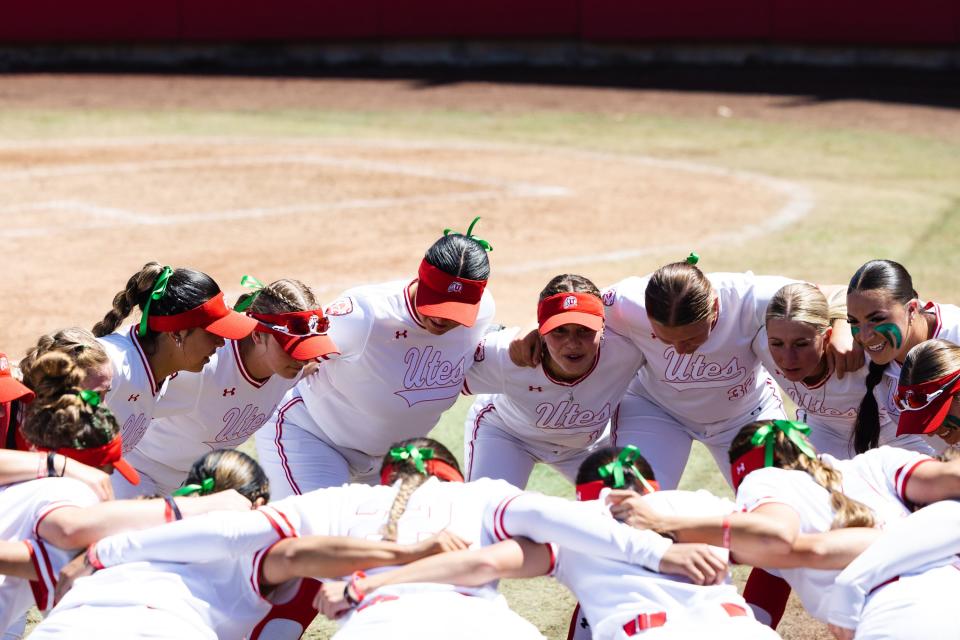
[853,360,888,454]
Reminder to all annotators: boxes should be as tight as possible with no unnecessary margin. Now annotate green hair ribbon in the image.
[444,216,493,252]
[597,445,655,493]
[77,389,101,407]
[686,252,700,265]
[138,266,174,338]
[171,477,216,497]
[751,420,816,468]
[233,275,267,312]
[388,445,435,475]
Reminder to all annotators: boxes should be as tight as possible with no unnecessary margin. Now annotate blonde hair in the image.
[645,262,714,327]
[766,283,830,334]
[20,328,109,391]
[185,450,270,504]
[900,339,960,386]
[235,278,319,315]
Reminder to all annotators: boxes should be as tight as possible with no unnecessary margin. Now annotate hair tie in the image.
[751,420,815,468]
[78,389,101,407]
[233,275,267,312]
[443,216,493,252]
[597,445,655,493]
[686,252,699,265]
[138,266,174,338]
[388,445,435,475]
[171,477,216,497]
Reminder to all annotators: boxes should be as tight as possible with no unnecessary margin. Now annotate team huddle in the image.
[2,217,959,639]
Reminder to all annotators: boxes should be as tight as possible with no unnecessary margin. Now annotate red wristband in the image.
[344,570,367,606]
[722,516,732,550]
[86,543,105,570]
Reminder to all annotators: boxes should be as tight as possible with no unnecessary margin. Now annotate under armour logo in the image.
[529,385,543,392]
[736,462,745,474]
[580,616,590,629]
[447,281,463,294]
[223,387,237,397]
[127,394,140,402]
[395,330,407,339]
[563,295,578,309]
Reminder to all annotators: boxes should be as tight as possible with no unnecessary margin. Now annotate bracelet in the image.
[46,452,61,478]
[721,516,732,550]
[343,571,367,606]
[163,496,183,522]
[85,544,105,571]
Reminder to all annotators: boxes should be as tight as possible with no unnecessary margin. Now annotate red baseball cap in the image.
[0,353,34,404]
[895,370,960,436]
[149,292,257,340]
[537,292,604,335]
[250,310,340,361]
[415,260,487,328]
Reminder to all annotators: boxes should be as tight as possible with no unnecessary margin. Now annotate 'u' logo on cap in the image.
[0,357,8,372]
[563,295,578,309]
[447,282,463,294]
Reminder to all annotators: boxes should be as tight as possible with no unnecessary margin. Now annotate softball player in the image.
[115,278,338,498]
[847,259,960,453]
[463,274,644,487]
[255,224,496,496]
[755,283,933,458]
[0,352,34,453]
[894,338,960,446]
[92,262,257,453]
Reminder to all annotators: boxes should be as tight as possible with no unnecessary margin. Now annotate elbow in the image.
[41,520,90,550]
[766,521,798,554]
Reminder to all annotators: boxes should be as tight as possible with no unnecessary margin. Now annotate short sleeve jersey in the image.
[98,326,166,452]
[735,447,933,622]
[464,328,645,448]
[134,339,298,492]
[296,280,495,454]
[0,478,99,627]
[604,272,796,424]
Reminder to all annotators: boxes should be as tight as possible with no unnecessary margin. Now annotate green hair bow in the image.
[444,216,493,252]
[171,477,216,497]
[233,275,266,312]
[751,420,816,468]
[686,252,700,265]
[388,445,435,475]
[138,266,174,338]
[78,389,101,407]
[597,445,655,493]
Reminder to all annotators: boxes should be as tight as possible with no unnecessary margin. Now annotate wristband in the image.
[46,452,60,478]
[163,496,183,522]
[722,516,732,550]
[343,571,367,606]
[85,543,105,571]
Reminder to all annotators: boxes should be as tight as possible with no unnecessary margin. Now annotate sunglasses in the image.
[895,371,960,412]
[258,313,329,337]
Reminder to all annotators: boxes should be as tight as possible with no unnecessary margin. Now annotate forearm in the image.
[735,528,878,570]
[0,541,36,580]
[262,537,429,585]
[659,512,794,556]
[906,459,960,505]
[0,450,57,484]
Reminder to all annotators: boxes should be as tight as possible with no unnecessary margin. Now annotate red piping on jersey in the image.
[897,458,935,502]
[801,369,832,391]
[25,540,50,612]
[259,506,295,539]
[566,603,582,640]
[541,342,602,387]
[129,326,160,395]
[461,379,472,395]
[925,301,943,339]
[467,403,496,480]
[404,281,427,330]
[274,397,304,496]
[546,543,557,575]
[233,339,268,389]
[493,494,522,541]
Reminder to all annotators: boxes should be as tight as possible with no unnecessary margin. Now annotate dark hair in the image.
[539,274,601,301]
[92,262,223,348]
[235,278,319,315]
[424,234,490,281]
[645,262,714,327]
[379,437,461,542]
[185,450,270,505]
[575,446,655,492]
[848,259,918,453]
[22,352,118,450]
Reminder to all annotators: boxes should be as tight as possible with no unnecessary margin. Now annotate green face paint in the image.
[875,323,903,349]
[850,326,860,337]
[942,414,960,431]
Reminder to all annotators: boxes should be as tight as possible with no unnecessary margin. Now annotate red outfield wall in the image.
[0,0,957,45]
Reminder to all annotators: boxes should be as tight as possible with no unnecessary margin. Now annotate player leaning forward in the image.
[256,219,496,495]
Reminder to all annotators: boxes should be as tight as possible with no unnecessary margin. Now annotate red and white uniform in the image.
[604,272,792,488]
[463,327,644,486]
[0,478,99,634]
[557,490,779,640]
[753,327,934,458]
[97,327,165,453]
[255,281,494,496]
[115,340,298,498]
[828,500,960,639]
[736,446,932,623]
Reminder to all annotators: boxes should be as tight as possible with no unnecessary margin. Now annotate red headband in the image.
[148,292,229,332]
[37,434,140,485]
[730,447,767,490]
[575,478,660,501]
[379,459,465,485]
[537,292,604,335]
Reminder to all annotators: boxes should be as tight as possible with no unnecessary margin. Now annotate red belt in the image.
[622,603,746,636]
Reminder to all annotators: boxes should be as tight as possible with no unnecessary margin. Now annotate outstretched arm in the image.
[0,451,113,501]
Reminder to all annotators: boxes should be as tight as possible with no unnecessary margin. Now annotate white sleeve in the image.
[872,447,934,502]
[324,295,373,361]
[95,506,296,567]
[743,274,799,331]
[601,278,649,349]
[827,500,960,630]
[735,469,797,514]
[463,328,515,395]
[492,492,673,571]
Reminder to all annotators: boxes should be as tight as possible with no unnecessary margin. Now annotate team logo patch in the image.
[308,314,320,333]
[474,339,486,362]
[447,281,463,294]
[563,295,578,309]
[602,289,616,307]
[325,297,354,317]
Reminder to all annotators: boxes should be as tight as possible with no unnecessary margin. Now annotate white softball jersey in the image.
[0,478,99,632]
[126,339,298,495]
[464,327,644,449]
[97,326,166,453]
[604,272,796,425]
[735,446,933,623]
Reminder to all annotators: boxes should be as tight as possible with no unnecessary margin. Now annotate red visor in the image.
[251,310,340,361]
[39,434,140,485]
[415,260,487,327]
[0,354,34,404]
[148,292,257,339]
[575,479,660,501]
[896,369,960,436]
[380,459,464,485]
[537,293,604,335]
[730,447,767,490]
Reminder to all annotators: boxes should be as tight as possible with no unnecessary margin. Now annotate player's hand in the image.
[54,550,96,605]
[62,459,114,501]
[826,320,863,380]
[315,580,352,620]
[508,326,542,367]
[827,624,855,640]
[606,490,665,532]
[658,543,727,586]
[412,529,472,558]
